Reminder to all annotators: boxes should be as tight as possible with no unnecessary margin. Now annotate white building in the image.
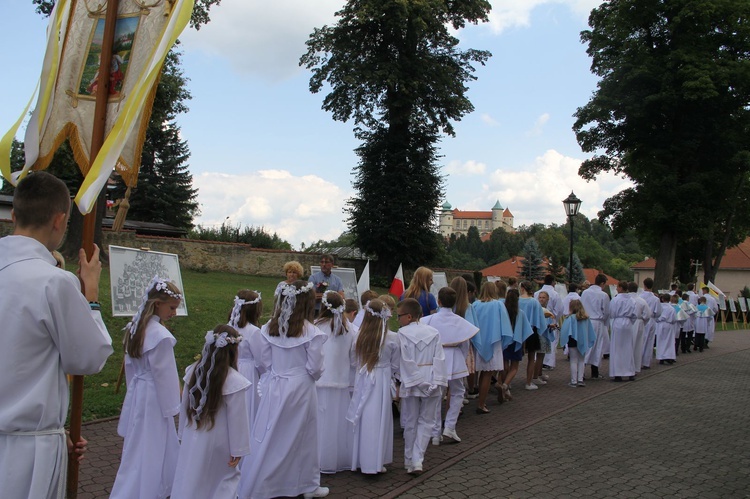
[439,200,514,238]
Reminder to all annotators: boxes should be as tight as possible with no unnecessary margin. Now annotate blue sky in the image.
[0,0,632,249]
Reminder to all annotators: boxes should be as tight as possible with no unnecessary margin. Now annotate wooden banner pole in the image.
[67,0,120,496]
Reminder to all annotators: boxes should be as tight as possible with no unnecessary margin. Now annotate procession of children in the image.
[110,262,722,499]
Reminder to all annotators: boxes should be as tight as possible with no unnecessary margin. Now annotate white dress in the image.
[609,293,637,377]
[315,318,355,473]
[111,316,181,499]
[348,332,400,474]
[237,322,327,499]
[655,304,677,360]
[236,323,263,441]
[171,366,251,499]
[0,235,113,499]
[580,285,610,367]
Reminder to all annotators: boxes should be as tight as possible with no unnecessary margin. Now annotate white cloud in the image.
[192,170,350,248]
[486,0,603,34]
[527,112,550,136]
[470,149,631,225]
[180,1,345,82]
[445,159,487,176]
[481,113,500,127]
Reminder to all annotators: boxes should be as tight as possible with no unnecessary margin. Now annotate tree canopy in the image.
[300,0,491,274]
[573,0,750,288]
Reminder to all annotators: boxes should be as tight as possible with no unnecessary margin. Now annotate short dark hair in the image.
[568,282,579,293]
[13,172,70,228]
[595,274,608,286]
[437,287,457,309]
[320,254,334,263]
[687,283,694,291]
[544,274,555,285]
[643,277,654,290]
[627,281,638,293]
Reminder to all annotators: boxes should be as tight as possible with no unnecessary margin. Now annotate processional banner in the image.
[0,0,193,214]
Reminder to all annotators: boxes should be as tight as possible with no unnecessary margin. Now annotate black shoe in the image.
[628,376,635,381]
[603,354,610,359]
[613,376,623,382]
[659,360,665,365]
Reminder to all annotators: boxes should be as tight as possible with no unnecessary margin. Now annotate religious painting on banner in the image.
[310,266,358,303]
[77,15,141,99]
[109,245,188,317]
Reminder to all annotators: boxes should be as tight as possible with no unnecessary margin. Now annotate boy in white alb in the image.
[397,298,447,475]
[421,288,478,444]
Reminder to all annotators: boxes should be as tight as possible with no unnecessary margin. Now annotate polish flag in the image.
[389,264,405,298]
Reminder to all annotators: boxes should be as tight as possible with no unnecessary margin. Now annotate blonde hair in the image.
[478,281,499,302]
[355,299,388,372]
[124,280,182,358]
[282,260,304,277]
[378,294,396,312]
[569,300,589,321]
[403,266,433,300]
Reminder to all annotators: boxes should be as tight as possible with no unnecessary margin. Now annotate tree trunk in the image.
[653,231,677,290]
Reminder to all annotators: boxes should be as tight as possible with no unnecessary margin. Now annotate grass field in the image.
[80,268,390,421]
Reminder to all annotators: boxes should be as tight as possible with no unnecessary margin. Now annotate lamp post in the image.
[562,191,582,284]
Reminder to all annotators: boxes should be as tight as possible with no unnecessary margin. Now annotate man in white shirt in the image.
[579,274,610,379]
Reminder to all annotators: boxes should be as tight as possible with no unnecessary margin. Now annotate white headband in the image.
[228,292,261,329]
[322,290,345,333]
[364,300,392,320]
[125,275,182,337]
[188,330,243,421]
[276,281,314,337]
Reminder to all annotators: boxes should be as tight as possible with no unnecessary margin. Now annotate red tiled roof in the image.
[482,256,550,277]
[503,208,513,217]
[453,209,492,219]
[630,237,750,270]
[582,268,619,286]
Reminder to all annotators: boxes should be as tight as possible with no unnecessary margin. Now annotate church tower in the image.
[439,201,453,236]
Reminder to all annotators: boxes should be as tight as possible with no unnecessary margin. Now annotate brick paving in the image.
[75,329,750,498]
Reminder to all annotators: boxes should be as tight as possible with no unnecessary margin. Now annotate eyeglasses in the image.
[397,313,409,318]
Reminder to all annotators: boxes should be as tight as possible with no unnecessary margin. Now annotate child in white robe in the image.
[237,280,330,499]
[560,300,597,386]
[111,277,183,499]
[421,288,478,444]
[314,291,356,474]
[227,290,263,463]
[348,299,400,474]
[396,298,447,475]
[655,294,677,364]
[694,297,713,352]
[171,325,251,499]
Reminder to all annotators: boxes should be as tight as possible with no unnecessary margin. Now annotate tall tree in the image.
[300,0,491,274]
[112,49,199,229]
[573,0,750,289]
[519,238,546,282]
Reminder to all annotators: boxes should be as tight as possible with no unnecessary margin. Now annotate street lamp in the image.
[562,191,582,284]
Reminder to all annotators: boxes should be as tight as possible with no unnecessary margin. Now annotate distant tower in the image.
[439,201,453,236]
[491,200,503,231]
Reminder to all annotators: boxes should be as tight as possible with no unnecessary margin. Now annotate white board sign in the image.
[729,297,737,313]
[739,297,748,313]
[430,272,449,299]
[109,245,187,317]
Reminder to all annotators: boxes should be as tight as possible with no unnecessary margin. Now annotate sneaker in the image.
[568,381,578,387]
[407,462,423,475]
[404,460,412,471]
[462,398,469,405]
[524,383,539,391]
[466,388,479,399]
[304,487,330,498]
[540,374,550,381]
[542,364,553,370]
[532,378,547,385]
[442,427,461,443]
[431,435,442,446]
[590,374,605,380]
[577,381,586,387]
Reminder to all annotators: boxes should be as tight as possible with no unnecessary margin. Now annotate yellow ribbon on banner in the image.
[0,0,71,184]
[74,0,194,214]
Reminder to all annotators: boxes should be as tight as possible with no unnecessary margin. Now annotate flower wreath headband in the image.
[125,275,183,337]
[188,330,243,421]
[322,290,345,333]
[364,300,392,321]
[228,292,262,329]
[277,281,314,337]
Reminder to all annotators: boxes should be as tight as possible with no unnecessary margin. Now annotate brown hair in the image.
[449,277,470,318]
[267,280,315,337]
[378,294,396,312]
[437,287,457,309]
[13,171,70,228]
[478,281,499,302]
[123,280,182,358]
[494,280,508,299]
[355,299,388,372]
[229,289,263,328]
[185,324,240,430]
[569,300,588,320]
[360,289,379,306]
[397,298,422,321]
[315,291,350,336]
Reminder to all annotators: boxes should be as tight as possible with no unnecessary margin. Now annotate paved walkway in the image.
[75,329,750,498]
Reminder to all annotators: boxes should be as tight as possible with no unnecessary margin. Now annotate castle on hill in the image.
[439,200,515,238]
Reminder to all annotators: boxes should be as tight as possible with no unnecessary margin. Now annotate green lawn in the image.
[80,268,390,421]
